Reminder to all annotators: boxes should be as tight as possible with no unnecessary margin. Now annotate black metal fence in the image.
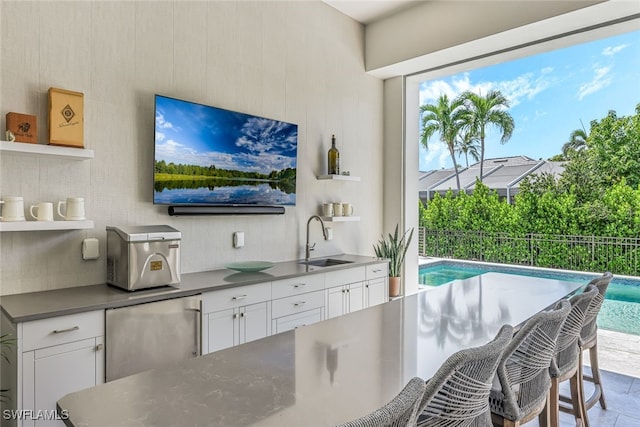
[418,228,640,276]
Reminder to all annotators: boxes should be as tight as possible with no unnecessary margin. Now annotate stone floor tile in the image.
[615,414,640,427]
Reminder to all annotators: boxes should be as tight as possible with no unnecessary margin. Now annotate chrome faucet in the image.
[306,215,328,261]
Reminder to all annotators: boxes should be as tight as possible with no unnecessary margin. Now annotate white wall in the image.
[0,1,384,295]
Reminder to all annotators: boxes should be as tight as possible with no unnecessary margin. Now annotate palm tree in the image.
[420,94,465,190]
[456,129,480,168]
[561,128,588,159]
[459,90,515,182]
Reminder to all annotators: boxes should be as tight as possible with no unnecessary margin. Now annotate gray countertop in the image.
[0,254,382,323]
[57,272,585,427]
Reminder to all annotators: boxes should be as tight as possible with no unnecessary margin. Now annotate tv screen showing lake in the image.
[154,179,296,205]
[153,95,298,206]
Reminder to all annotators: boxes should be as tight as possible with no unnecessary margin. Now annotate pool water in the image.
[419,262,640,336]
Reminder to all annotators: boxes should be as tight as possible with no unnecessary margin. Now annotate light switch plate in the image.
[82,238,100,260]
[233,231,245,248]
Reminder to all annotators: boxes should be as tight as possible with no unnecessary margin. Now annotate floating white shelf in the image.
[321,216,360,222]
[316,174,360,182]
[0,141,94,160]
[0,220,94,232]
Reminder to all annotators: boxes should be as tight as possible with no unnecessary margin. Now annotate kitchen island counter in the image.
[0,254,381,323]
[57,273,584,426]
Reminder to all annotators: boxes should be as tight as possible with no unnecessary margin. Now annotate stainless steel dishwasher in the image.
[105,295,201,381]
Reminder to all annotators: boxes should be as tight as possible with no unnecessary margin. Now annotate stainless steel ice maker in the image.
[106,225,181,291]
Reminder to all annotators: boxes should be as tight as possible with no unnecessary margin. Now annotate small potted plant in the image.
[373,224,414,297]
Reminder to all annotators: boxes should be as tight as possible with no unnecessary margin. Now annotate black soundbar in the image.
[167,205,285,216]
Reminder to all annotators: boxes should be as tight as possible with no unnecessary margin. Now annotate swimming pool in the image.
[418,260,640,336]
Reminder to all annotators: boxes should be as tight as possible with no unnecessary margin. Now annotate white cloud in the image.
[419,67,557,111]
[236,117,297,154]
[577,65,612,100]
[155,112,174,129]
[602,44,629,56]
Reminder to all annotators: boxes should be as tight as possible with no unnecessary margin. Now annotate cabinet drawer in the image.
[325,266,365,288]
[22,310,104,352]
[273,308,323,334]
[202,282,271,313]
[272,274,325,299]
[272,290,324,319]
[366,262,388,280]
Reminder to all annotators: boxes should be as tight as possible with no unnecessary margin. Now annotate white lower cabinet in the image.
[365,262,389,307]
[205,302,271,353]
[326,282,364,319]
[201,282,272,354]
[25,337,104,427]
[271,289,325,333]
[365,278,387,307]
[325,266,366,319]
[17,310,105,427]
[272,308,323,334]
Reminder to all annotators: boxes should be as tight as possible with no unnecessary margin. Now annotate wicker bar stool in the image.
[549,285,599,427]
[576,272,613,411]
[336,377,427,427]
[417,324,513,426]
[489,300,571,427]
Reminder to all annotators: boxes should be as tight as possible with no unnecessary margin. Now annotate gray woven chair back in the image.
[550,285,598,377]
[337,377,426,427]
[489,300,570,422]
[417,324,513,427]
[581,272,613,343]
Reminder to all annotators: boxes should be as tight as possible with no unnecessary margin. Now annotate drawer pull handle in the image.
[53,326,79,334]
[372,269,382,273]
[294,301,306,307]
[293,284,306,288]
[96,344,104,351]
[232,295,247,300]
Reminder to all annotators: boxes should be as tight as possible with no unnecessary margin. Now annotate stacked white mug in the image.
[57,197,86,220]
[322,203,334,217]
[0,196,26,222]
[30,202,54,221]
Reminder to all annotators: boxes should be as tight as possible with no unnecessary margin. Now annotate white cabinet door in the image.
[23,337,103,427]
[207,308,236,353]
[365,277,387,307]
[326,286,346,319]
[347,282,364,313]
[326,283,364,319]
[207,303,269,353]
[240,302,269,345]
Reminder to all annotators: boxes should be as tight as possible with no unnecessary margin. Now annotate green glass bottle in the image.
[328,134,340,175]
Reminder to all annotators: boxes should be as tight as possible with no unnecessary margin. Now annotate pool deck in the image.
[418,257,640,426]
[534,329,640,427]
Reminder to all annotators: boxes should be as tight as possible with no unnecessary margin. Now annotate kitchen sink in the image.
[300,258,354,267]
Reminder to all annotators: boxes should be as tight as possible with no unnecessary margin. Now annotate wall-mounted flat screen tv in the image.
[153,95,297,207]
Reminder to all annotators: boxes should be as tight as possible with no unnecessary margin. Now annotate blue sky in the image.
[419,30,640,171]
[155,95,297,174]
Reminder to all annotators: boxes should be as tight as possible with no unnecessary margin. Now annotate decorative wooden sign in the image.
[48,87,84,148]
[6,112,37,143]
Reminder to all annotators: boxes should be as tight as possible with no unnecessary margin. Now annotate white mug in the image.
[57,197,85,220]
[30,202,54,222]
[322,203,334,217]
[332,202,343,217]
[342,203,354,216]
[0,196,26,222]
